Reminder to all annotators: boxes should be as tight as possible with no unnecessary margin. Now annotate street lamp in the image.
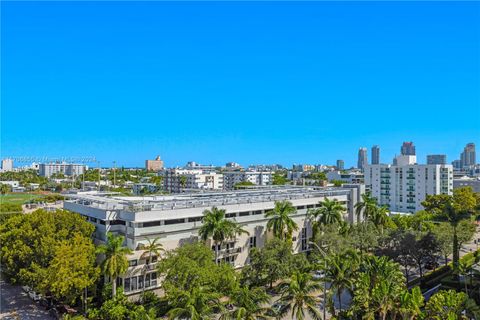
[309,241,328,320]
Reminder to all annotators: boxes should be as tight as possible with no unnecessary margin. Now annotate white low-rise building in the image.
[326,171,364,184]
[64,186,364,297]
[364,155,453,213]
[39,163,86,177]
[164,168,223,193]
[223,171,272,190]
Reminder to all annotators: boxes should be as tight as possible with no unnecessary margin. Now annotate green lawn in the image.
[0,193,42,205]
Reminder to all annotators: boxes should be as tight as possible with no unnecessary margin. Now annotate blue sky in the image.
[2,1,479,168]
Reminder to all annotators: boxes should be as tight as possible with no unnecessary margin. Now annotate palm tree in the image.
[198,207,248,262]
[397,287,424,320]
[370,206,391,233]
[96,232,133,298]
[277,271,322,320]
[140,237,164,298]
[323,252,356,316]
[355,193,378,222]
[220,286,271,320]
[308,198,345,237]
[167,286,220,320]
[265,200,298,241]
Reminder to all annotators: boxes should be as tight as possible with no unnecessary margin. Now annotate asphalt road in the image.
[0,279,52,320]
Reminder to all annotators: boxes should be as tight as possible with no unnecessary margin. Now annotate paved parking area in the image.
[0,280,52,320]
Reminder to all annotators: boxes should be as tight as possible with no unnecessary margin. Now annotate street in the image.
[0,279,52,320]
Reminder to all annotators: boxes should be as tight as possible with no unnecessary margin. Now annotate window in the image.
[297,206,305,210]
[128,260,138,267]
[124,278,131,292]
[109,220,126,226]
[188,217,202,222]
[143,221,161,228]
[164,218,185,225]
[144,273,150,288]
[249,236,257,248]
[226,213,236,218]
[239,211,250,217]
[99,220,106,225]
[301,227,308,251]
[151,272,157,286]
[90,217,98,223]
[131,277,138,291]
[138,276,144,289]
[253,210,262,215]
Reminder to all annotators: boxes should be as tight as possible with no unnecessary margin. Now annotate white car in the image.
[28,290,42,302]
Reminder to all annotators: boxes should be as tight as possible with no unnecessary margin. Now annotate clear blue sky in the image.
[2,1,479,168]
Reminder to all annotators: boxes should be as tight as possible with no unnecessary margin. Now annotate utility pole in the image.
[310,241,328,320]
[113,161,116,188]
[97,161,101,191]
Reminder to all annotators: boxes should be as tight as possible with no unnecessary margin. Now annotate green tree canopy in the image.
[0,209,97,305]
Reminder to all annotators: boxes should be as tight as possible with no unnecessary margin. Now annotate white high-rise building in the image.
[364,155,453,213]
[1,158,13,172]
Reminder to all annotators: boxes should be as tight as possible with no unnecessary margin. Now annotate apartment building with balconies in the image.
[364,155,453,213]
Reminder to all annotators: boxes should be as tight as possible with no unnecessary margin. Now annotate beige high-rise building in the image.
[145,156,164,171]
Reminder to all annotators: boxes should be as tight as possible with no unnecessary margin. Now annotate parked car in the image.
[21,285,31,293]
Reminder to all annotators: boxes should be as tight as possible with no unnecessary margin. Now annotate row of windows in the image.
[137,204,327,228]
[122,272,157,292]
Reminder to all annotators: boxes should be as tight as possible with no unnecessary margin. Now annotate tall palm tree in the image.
[96,232,133,298]
[140,237,164,298]
[198,207,248,262]
[277,271,322,320]
[220,286,271,320]
[308,198,345,237]
[265,200,298,241]
[167,286,220,320]
[355,193,378,222]
[323,252,356,316]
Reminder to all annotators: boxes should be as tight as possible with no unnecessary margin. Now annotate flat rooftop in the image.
[64,186,352,212]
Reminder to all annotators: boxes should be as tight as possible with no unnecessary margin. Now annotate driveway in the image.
[0,279,52,320]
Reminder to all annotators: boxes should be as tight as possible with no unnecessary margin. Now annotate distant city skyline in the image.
[1,140,479,169]
[2,2,479,168]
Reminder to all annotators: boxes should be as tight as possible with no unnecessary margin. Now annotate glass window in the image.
[164,218,185,225]
[131,277,137,291]
[128,260,137,267]
[138,276,144,289]
[145,273,151,288]
[124,278,131,292]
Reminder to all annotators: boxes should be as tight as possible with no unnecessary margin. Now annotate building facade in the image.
[401,142,416,156]
[357,148,368,171]
[145,156,164,172]
[427,154,447,165]
[371,146,380,165]
[336,160,345,171]
[1,158,13,172]
[39,163,86,177]
[223,171,272,190]
[364,155,453,213]
[163,168,223,193]
[64,186,364,297]
[453,177,480,193]
[461,143,476,169]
